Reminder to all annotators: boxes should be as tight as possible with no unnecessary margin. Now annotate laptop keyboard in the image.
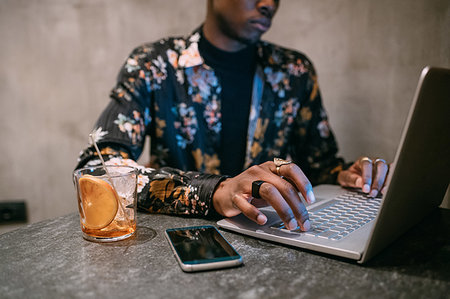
[270,191,381,241]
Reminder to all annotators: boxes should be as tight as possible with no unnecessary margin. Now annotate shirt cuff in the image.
[190,174,229,218]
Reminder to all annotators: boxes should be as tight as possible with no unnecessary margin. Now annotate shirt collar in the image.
[177,28,204,68]
[177,27,268,69]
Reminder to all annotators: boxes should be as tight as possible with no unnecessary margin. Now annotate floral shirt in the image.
[76,28,347,218]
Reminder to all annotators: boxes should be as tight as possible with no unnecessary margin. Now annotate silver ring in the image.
[374,158,387,164]
[274,158,292,176]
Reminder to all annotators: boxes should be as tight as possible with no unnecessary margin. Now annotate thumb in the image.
[338,170,363,188]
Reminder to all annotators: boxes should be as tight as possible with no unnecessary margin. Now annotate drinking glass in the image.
[73,165,138,242]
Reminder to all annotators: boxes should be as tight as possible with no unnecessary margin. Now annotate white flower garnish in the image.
[89,127,108,145]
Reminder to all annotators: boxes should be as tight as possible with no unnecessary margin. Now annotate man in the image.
[76,0,389,232]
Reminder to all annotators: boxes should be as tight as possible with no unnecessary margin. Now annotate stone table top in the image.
[1,209,449,298]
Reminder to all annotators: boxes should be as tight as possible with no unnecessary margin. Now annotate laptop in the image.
[217,66,450,264]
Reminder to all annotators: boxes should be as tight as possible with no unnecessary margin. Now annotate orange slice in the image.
[79,176,119,229]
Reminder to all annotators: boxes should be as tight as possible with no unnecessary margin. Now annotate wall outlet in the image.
[0,201,27,223]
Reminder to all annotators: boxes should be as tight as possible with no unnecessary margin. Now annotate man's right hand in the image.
[212,160,315,231]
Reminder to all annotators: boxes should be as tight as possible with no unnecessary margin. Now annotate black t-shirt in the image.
[198,34,256,176]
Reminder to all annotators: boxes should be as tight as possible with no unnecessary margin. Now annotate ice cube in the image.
[111,176,136,200]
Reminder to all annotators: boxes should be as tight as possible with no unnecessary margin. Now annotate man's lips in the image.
[249,18,272,32]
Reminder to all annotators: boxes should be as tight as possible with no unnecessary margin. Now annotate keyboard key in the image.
[335,224,351,230]
[328,221,342,227]
[306,227,328,235]
[320,223,335,229]
[338,231,349,237]
[318,230,339,239]
[331,226,346,233]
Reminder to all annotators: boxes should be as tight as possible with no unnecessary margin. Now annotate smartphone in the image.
[165,225,243,272]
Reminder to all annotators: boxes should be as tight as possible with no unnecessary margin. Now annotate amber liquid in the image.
[82,219,136,239]
[79,196,136,240]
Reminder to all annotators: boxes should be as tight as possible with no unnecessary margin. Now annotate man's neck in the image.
[199,30,256,72]
[202,19,247,52]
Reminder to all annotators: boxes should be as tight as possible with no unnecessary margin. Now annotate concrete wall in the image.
[1,0,449,232]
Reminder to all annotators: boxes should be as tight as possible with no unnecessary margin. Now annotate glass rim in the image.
[74,164,138,178]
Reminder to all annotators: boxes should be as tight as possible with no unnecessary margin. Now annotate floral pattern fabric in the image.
[76,28,347,218]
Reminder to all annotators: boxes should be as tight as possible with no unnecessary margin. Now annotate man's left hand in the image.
[337,157,390,197]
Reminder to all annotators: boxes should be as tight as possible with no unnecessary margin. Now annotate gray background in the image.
[1,0,449,233]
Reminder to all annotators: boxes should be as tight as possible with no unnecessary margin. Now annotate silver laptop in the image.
[218,66,450,264]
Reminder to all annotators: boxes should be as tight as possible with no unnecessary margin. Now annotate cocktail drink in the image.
[73,165,138,242]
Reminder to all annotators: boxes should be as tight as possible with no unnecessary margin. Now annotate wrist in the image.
[212,178,230,216]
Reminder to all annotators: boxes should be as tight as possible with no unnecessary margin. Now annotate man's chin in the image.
[238,33,263,46]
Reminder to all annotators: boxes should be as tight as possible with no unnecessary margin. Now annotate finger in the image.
[253,174,310,231]
[264,162,316,205]
[359,159,373,193]
[250,197,269,208]
[370,161,389,197]
[232,194,268,225]
[338,170,363,188]
[271,177,311,231]
[381,163,393,195]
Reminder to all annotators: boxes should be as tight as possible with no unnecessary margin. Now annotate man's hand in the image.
[212,161,315,231]
[337,157,390,197]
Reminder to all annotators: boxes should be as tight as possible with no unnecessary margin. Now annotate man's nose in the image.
[257,0,279,18]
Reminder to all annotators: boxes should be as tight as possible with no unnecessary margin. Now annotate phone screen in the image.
[166,225,241,265]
